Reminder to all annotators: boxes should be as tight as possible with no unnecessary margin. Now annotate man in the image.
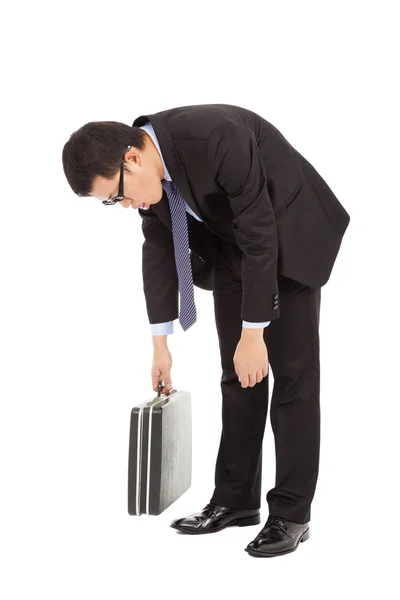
[62,103,350,558]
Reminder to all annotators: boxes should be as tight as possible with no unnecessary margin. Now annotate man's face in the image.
[90,142,164,210]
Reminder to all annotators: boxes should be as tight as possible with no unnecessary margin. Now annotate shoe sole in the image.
[244,527,310,557]
[170,513,261,534]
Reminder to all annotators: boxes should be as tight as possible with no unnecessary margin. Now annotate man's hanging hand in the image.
[234,331,269,388]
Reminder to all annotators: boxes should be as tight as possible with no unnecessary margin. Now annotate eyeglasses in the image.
[102,145,132,205]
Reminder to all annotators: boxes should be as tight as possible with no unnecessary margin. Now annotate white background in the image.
[1,0,399,598]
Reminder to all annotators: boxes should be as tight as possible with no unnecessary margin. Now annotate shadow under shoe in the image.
[170,502,260,535]
[245,515,310,557]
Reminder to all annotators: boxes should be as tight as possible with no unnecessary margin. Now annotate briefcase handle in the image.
[157,380,172,398]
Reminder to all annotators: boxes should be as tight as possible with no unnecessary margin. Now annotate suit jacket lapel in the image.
[132,112,202,230]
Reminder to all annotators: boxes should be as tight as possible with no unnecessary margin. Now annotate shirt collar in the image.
[138,122,172,181]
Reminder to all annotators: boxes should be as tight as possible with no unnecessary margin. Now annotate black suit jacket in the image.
[132,104,350,325]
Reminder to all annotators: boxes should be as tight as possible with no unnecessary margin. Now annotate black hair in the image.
[62,121,147,197]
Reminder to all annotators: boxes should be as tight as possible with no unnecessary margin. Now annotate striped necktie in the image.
[161,179,197,331]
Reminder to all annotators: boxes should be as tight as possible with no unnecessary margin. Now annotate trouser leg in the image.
[209,244,322,523]
[209,248,269,510]
[264,275,321,524]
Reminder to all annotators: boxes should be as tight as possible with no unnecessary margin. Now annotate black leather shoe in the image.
[245,515,310,557]
[170,502,260,534]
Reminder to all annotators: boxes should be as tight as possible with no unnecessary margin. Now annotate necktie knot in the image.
[162,179,174,192]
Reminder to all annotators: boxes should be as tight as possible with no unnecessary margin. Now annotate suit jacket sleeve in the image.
[206,122,280,322]
[138,205,179,324]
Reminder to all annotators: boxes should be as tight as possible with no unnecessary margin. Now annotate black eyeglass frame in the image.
[102,145,132,205]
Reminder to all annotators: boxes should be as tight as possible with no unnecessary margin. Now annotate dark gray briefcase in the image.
[128,382,192,516]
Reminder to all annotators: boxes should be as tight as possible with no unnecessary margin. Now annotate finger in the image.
[256,369,264,383]
[161,369,172,392]
[152,373,161,391]
[240,374,249,388]
[248,373,257,387]
[163,374,172,390]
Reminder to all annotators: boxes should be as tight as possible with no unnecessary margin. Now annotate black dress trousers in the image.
[209,241,321,525]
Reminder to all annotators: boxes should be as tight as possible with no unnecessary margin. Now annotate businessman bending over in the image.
[62,103,350,558]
